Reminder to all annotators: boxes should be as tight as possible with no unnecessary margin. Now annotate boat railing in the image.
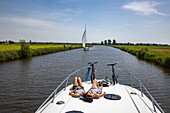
[35,66,87,113]
[123,70,165,113]
[35,66,165,113]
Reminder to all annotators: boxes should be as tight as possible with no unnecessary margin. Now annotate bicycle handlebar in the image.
[88,62,98,65]
[107,63,117,66]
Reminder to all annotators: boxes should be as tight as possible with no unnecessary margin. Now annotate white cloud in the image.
[59,0,79,3]
[0,16,83,42]
[122,1,167,16]
[26,8,82,23]
[62,8,82,13]
[0,6,84,42]
[0,16,56,28]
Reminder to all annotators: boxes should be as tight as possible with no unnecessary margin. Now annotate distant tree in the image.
[101,41,104,45]
[29,40,32,44]
[0,41,5,44]
[104,40,107,45]
[8,40,15,44]
[108,39,112,45]
[19,40,31,58]
[112,39,116,45]
[9,40,15,44]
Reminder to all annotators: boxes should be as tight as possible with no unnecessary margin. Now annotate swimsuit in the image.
[74,89,84,94]
[88,86,102,94]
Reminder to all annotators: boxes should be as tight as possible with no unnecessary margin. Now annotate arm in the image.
[69,88,84,98]
[69,89,78,97]
[93,92,106,99]
[69,89,76,95]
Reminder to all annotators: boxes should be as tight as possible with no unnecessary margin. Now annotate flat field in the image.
[0,44,20,51]
[0,44,80,51]
[113,45,170,56]
[0,44,83,62]
[110,45,170,68]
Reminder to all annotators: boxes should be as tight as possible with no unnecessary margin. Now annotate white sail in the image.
[82,25,86,48]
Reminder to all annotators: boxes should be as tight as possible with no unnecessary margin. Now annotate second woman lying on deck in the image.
[86,79,106,99]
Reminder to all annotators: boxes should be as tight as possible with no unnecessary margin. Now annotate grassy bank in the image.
[0,44,81,51]
[0,44,83,62]
[110,45,170,68]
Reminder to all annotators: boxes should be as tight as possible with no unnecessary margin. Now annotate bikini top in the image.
[74,89,84,94]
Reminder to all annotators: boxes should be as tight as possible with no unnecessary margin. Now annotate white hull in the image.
[83,47,89,51]
[36,81,162,113]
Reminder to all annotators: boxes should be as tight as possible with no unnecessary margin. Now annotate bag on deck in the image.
[82,94,93,103]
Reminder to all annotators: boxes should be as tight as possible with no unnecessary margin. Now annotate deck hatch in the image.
[65,110,84,113]
[104,94,121,100]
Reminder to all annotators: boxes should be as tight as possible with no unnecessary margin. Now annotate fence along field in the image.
[110,45,170,69]
[0,44,83,62]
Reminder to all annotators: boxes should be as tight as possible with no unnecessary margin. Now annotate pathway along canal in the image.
[0,45,170,113]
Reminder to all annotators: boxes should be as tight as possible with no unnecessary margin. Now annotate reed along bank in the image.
[0,44,83,62]
[110,45,170,69]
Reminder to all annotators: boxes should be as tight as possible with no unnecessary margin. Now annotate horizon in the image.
[1,40,170,46]
[0,0,170,44]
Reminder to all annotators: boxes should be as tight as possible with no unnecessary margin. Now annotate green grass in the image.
[0,44,81,51]
[0,44,20,51]
[0,44,83,62]
[110,45,170,68]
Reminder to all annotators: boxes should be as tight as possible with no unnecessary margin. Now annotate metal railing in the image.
[35,66,165,113]
[35,66,87,113]
[123,69,165,113]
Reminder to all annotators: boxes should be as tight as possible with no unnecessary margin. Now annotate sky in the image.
[0,0,170,44]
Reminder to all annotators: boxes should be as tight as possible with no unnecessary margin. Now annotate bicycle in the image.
[107,63,117,85]
[88,62,98,83]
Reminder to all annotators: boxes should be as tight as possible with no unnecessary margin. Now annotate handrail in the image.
[35,66,87,113]
[123,69,165,113]
[35,66,165,113]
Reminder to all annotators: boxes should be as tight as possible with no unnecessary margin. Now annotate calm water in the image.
[0,46,170,113]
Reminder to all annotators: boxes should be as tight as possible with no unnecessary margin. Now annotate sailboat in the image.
[82,25,89,51]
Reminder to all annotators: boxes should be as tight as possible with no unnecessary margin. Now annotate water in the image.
[0,46,170,113]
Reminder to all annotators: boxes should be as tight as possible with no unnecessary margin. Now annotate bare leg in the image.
[77,77,83,86]
[92,79,98,87]
[73,77,78,86]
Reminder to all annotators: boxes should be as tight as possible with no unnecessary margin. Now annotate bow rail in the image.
[35,66,88,113]
[122,69,165,113]
[35,66,164,113]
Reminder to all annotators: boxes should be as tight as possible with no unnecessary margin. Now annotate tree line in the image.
[101,39,116,45]
[101,39,169,46]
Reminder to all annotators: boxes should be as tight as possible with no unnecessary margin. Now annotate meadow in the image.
[110,45,170,69]
[0,44,83,62]
[0,44,80,51]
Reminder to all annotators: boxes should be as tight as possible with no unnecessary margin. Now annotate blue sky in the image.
[0,0,170,44]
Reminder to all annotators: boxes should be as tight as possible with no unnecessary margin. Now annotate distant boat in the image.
[82,25,89,51]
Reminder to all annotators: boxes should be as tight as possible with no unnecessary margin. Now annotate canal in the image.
[0,46,170,113]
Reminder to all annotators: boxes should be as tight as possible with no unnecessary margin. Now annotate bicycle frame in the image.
[107,63,117,85]
[88,62,98,83]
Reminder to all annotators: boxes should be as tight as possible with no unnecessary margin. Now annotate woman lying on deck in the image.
[86,79,106,99]
[69,77,85,98]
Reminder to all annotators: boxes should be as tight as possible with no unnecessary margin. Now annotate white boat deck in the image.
[38,81,160,113]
